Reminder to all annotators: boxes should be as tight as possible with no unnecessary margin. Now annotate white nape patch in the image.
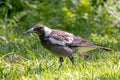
[49,38,65,45]
[44,27,52,37]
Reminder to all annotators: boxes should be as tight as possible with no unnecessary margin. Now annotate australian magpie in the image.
[24,24,111,66]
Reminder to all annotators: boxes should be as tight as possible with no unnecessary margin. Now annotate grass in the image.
[0,0,120,79]
[0,33,120,80]
[0,51,120,80]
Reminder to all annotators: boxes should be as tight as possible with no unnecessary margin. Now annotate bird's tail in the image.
[95,45,112,51]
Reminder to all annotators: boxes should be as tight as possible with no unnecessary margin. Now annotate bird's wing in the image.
[70,36,111,51]
[48,30,94,47]
[48,30,74,46]
[70,36,97,53]
[47,30,111,51]
[70,36,95,47]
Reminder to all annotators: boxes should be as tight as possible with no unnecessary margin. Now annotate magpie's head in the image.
[24,24,52,36]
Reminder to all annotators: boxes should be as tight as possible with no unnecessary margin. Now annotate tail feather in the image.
[95,45,112,51]
[77,45,111,53]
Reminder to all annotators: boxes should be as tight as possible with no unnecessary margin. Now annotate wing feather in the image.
[48,30,74,46]
[70,36,94,47]
[46,30,111,51]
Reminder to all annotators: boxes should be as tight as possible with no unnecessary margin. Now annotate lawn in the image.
[0,0,120,80]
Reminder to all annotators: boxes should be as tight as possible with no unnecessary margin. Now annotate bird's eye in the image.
[34,27,43,32]
[37,28,40,31]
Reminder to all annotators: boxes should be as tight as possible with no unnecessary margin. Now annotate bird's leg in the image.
[59,57,64,67]
[68,56,74,65]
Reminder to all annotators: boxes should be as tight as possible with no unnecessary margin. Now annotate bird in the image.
[24,24,111,66]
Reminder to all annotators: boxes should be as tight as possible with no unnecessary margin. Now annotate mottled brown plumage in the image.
[24,24,111,66]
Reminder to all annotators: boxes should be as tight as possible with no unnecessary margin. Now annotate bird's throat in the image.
[39,34,48,42]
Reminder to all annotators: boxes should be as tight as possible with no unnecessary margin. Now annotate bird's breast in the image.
[40,39,74,57]
[40,39,54,50]
[39,36,74,57]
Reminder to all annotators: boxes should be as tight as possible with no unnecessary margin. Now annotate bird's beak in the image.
[23,28,36,34]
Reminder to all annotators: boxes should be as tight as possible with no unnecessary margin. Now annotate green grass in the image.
[0,33,120,80]
[0,25,120,80]
[0,0,120,80]
[0,50,120,80]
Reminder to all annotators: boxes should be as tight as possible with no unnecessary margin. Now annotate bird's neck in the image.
[44,27,52,37]
[39,27,52,42]
[39,33,48,42]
